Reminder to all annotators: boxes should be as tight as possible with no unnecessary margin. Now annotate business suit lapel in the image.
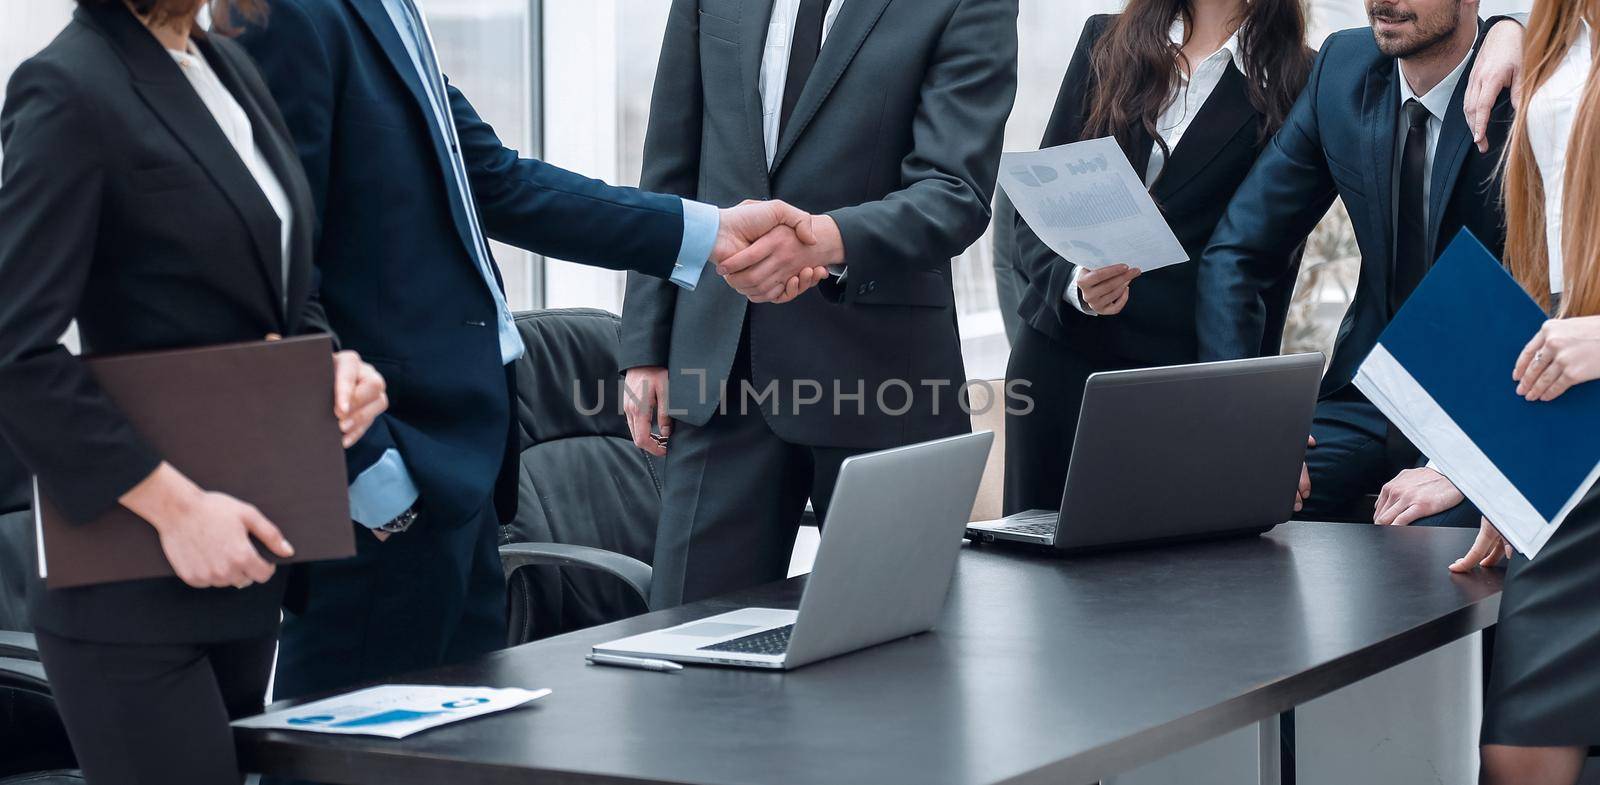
[80,4,287,325]
[1152,63,1256,198]
[769,0,894,174]
[1122,125,1154,184]
[1362,59,1400,279]
[345,0,485,275]
[738,0,779,190]
[1428,63,1476,254]
[345,0,439,136]
[197,37,318,330]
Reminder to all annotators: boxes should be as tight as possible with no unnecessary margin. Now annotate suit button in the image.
[858,284,870,296]
[866,281,878,293]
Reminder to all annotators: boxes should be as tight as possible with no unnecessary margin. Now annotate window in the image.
[423,0,541,310]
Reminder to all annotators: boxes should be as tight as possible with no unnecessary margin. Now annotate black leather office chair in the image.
[0,501,81,784]
[498,309,659,646]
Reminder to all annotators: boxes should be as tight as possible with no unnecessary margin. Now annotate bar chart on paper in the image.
[999,137,1188,272]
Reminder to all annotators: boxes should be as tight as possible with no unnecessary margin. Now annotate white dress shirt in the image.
[1068,20,1246,315]
[1525,20,1589,296]
[760,0,847,168]
[169,43,292,311]
[1390,37,1475,258]
[760,0,848,277]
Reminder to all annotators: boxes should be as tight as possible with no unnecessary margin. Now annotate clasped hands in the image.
[714,200,842,304]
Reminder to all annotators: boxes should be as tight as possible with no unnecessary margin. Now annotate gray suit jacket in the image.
[620,0,1018,450]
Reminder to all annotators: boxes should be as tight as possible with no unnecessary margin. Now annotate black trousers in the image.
[1003,324,1141,515]
[649,334,867,610]
[35,630,275,785]
[272,502,506,702]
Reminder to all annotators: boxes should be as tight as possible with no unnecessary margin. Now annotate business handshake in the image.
[713,200,841,304]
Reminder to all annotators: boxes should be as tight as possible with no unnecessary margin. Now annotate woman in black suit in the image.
[1004,0,1313,514]
[0,1,386,781]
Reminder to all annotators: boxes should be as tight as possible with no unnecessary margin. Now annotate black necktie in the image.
[778,0,831,143]
[1392,99,1431,315]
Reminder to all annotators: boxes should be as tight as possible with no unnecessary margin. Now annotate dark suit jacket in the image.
[239,0,692,531]
[1196,20,1514,399]
[619,0,1018,449]
[1016,14,1308,366]
[0,3,328,643]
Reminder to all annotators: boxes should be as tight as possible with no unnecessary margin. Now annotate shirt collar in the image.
[1396,26,1477,122]
[1169,18,1248,77]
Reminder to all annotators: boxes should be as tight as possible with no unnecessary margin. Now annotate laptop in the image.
[593,431,993,670]
[967,354,1323,553]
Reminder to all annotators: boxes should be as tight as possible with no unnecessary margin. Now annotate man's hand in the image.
[1449,516,1514,573]
[718,214,839,304]
[624,366,672,457]
[332,350,387,448]
[1464,17,1524,153]
[1515,316,1600,401]
[1295,435,1316,513]
[713,200,829,303]
[1077,264,1140,314]
[1374,467,1465,526]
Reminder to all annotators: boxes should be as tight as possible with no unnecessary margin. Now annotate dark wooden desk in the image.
[238,523,1502,785]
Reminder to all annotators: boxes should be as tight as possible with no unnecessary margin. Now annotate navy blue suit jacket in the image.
[239,0,689,530]
[1195,21,1513,400]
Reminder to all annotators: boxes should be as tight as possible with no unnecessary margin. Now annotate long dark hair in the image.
[1085,0,1309,159]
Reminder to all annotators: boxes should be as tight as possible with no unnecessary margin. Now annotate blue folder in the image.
[1356,229,1600,555]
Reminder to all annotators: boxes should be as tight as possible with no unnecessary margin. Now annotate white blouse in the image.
[168,42,292,309]
[1524,21,1590,296]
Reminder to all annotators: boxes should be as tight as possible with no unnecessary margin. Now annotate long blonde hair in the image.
[1505,0,1600,315]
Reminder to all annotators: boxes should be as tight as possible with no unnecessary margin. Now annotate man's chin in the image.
[1373,30,1422,58]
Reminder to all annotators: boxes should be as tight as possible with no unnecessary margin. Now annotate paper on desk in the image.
[998,137,1189,272]
[232,685,551,739]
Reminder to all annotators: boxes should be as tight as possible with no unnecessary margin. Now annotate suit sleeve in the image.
[821,0,1019,306]
[451,83,686,280]
[1193,37,1340,362]
[0,59,162,523]
[620,0,704,371]
[1013,15,1105,327]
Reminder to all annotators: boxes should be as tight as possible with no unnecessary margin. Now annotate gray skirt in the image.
[1482,480,1600,746]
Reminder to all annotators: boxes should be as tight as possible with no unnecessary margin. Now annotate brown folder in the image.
[35,336,357,589]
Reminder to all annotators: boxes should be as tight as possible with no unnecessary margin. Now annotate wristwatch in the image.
[379,504,421,535]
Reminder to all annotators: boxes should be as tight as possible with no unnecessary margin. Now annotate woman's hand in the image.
[1077,264,1141,315]
[1463,17,1524,153]
[1449,516,1514,573]
[120,463,296,589]
[333,351,387,448]
[1513,316,1600,401]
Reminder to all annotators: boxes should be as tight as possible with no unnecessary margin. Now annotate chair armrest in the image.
[499,543,652,606]
[0,631,38,662]
[0,656,48,693]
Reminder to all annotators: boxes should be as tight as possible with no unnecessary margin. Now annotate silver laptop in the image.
[594,431,993,670]
[968,354,1322,553]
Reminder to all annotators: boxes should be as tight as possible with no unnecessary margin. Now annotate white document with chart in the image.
[998,137,1189,272]
[232,685,551,739]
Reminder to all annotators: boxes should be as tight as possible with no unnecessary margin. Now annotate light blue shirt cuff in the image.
[348,448,420,529]
[670,199,720,290]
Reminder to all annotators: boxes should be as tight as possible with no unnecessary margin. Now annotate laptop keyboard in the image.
[698,624,794,655]
[997,521,1058,536]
